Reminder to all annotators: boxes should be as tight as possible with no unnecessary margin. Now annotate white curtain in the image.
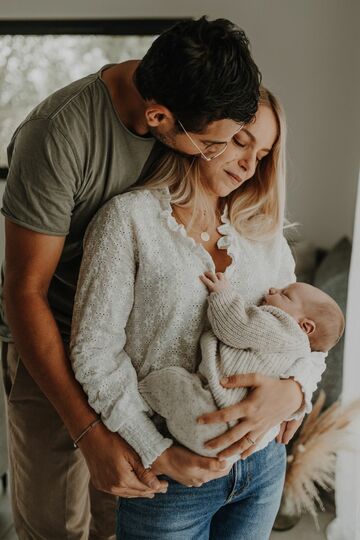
[327,172,360,540]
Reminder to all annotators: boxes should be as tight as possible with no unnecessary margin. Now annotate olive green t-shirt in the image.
[0,65,155,341]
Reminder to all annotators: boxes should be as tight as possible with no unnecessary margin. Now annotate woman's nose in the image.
[238,152,257,177]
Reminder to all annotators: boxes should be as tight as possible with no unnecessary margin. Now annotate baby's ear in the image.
[299,318,316,336]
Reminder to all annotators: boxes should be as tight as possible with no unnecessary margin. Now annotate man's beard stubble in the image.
[148,126,198,159]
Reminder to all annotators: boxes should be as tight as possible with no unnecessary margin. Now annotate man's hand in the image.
[151,445,231,487]
[200,271,232,294]
[78,422,168,498]
[197,373,304,460]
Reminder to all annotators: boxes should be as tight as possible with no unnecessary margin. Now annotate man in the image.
[0,16,262,539]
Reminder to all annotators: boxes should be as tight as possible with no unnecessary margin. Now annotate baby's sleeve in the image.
[207,288,308,354]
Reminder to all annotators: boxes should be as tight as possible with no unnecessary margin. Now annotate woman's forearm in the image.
[71,335,174,468]
[70,196,175,468]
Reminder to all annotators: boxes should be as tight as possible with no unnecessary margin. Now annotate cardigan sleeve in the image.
[70,195,173,468]
[280,352,327,419]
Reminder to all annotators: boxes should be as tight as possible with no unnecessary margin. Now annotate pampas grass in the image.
[283,390,360,525]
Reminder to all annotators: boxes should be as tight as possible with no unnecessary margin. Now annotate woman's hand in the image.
[151,445,231,487]
[197,373,304,460]
[276,418,304,446]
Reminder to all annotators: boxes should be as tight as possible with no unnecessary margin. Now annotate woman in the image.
[70,88,326,539]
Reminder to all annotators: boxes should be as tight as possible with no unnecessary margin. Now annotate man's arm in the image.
[3,220,167,497]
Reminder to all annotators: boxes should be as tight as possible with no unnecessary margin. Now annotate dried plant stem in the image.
[283,390,360,524]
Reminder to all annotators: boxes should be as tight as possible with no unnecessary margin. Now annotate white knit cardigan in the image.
[70,188,326,468]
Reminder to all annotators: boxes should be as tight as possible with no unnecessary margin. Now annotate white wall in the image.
[1,0,359,249]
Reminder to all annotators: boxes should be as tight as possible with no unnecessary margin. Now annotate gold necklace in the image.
[172,206,220,243]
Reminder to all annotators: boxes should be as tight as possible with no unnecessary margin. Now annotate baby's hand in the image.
[200,271,231,294]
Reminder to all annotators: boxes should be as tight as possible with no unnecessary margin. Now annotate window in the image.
[0,19,182,178]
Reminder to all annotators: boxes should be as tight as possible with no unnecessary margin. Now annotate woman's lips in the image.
[225,170,242,185]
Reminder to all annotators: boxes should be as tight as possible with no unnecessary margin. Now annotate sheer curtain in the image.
[327,172,360,540]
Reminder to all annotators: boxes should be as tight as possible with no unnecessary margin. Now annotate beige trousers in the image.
[1,342,117,540]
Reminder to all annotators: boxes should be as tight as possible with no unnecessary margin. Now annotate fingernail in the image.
[221,377,228,384]
[149,480,160,489]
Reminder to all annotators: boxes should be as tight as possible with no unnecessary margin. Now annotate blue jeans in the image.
[116,440,286,540]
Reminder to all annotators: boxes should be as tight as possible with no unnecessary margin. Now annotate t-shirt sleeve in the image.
[2,117,81,236]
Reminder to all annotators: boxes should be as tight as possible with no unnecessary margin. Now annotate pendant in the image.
[200,231,210,242]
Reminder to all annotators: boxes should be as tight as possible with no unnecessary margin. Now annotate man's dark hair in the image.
[135,16,261,132]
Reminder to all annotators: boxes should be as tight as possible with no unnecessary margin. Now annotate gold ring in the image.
[245,435,256,445]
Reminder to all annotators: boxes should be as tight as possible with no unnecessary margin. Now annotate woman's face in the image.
[199,104,278,199]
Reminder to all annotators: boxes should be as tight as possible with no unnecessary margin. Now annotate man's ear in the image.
[299,318,316,336]
[145,102,174,128]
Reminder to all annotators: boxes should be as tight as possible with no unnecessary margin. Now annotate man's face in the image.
[150,118,244,158]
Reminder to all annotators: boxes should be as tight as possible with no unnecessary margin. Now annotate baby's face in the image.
[262,282,324,321]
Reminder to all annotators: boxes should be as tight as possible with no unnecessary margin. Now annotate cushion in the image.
[312,237,352,409]
[314,237,352,287]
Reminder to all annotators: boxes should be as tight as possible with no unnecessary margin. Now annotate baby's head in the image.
[262,282,345,352]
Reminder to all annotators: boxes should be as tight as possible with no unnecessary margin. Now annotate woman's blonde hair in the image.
[134,87,287,241]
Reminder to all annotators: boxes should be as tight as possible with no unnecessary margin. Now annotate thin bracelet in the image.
[73,418,101,448]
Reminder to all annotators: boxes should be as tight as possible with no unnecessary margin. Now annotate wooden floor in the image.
[0,480,334,540]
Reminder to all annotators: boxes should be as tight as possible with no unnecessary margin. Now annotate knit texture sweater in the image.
[139,288,311,458]
[201,286,311,408]
[70,188,326,468]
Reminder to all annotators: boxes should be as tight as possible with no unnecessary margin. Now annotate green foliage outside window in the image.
[0,34,156,166]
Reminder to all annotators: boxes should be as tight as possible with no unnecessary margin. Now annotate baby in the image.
[138,272,345,461]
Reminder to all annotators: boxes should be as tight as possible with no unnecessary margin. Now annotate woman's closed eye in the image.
[233,138,268,164]
[233,137,246,149]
